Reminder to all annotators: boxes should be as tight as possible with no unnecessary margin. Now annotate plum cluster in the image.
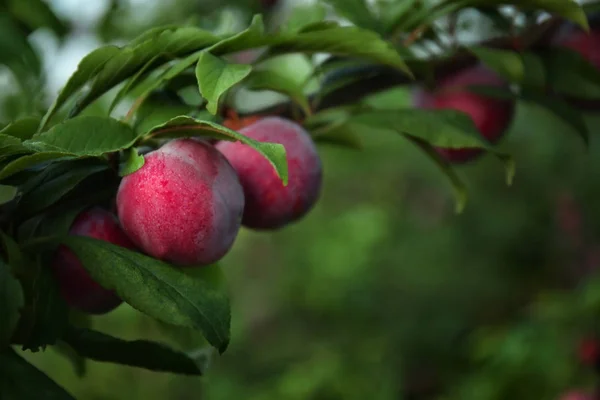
[51,117,323,314]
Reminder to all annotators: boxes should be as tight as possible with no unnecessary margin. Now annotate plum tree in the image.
[216,117,322,230]
[413,64,515,163]
[51,207,135,314]
[117,138,244,266]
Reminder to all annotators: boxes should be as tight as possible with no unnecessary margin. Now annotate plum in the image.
[51,207,135,314]
[413,64,515,163]
[117,138,244,266]
[216,117,322,230]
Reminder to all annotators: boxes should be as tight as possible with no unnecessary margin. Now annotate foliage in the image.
[1,0,600,399]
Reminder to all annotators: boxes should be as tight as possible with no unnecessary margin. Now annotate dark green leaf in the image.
[538,48,600,100]
[0,117,41,141]
[59,237,231,352]
[0,13,41,77]
[1,233,68,352]
[245,70,311,115]
[119,148,145,177]
[18,259,69,352]
[63,326,205,375]
[322,0,379,32]
[40,45,121,131]
[2,233,69,352]
[195,52,252,115]
[7,0,69,37]
[0,153,74,181]
[0,348,75,399]
[144,116,288,185]
[381,0,420,33]
[26,116,138,156]
[0,258,24,346]
[16,161,108,217]
[0,185,18,205]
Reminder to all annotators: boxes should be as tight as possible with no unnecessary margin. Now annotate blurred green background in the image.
[5,0,600,399]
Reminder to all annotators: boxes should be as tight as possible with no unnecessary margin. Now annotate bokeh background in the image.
[5,0,600,399]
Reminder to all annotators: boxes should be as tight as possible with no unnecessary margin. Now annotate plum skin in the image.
[216,117,323,230]
[51,207,134,315]
[117,138,244,266]
[413,64,515,163]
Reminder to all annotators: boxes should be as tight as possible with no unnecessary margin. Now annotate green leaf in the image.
[40,45,121,131]
[282,3,327,34]
[0,184,18,205]
[132,90,195,135]
[17,161,108,217]
[209,15,270,56]
[538,48,600,100]
[63,326,205,375]
[7,0,69,37]
[310,122,363,150]
[0,13,41,77]
[70,27,219,117]
[7,253,69,351]
[144,116,288,185]
[0,134,23,148]
[245,70,311,116]
[0,258,24,346]
[26,116,138,156]
[195,52,252,115]
[119,148,145,177]
[322,0,379,32]
[268,26,412,77]
[0,117,41,140]
[59,236,231,353]
[0,153,74,181]
[1,233,68,352]
[0,348,76,399]
[107,54,164,115]
[521,89,590,148]
[381,0,419,33]
[349,109,491,149]
[468,47,524,83]
[347,109,515,185]
[407,136,468,214]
